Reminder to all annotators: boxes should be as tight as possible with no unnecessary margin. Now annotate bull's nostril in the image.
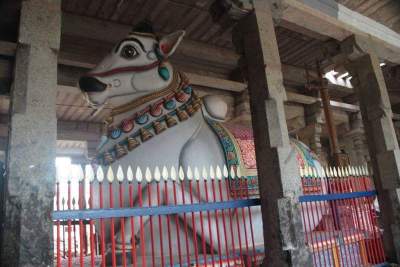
[79,76,107,92]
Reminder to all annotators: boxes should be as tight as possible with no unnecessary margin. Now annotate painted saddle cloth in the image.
[206,118,322,196]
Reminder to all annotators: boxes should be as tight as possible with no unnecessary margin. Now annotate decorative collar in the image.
[106,70,183,122]
[96,72,202,165]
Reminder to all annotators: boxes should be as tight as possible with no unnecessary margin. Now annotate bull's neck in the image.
[96,71,203,165]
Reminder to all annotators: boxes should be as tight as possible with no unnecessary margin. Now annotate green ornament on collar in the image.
[158,66,170,81]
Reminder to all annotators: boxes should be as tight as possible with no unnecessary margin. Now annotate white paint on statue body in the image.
[78,21,325,256]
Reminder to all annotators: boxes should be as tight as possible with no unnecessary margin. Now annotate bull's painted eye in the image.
[121,45,138,59]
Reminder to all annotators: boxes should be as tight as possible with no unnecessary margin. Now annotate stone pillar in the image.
[342,35,400,263]
[0,1,61,266]
[233,2,312,266]
[232,89,252,125]
[304,102,324,158]
[348,111,370,166]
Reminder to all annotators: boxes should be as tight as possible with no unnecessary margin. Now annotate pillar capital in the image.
[340,35,373,61]
[18,0,61,49]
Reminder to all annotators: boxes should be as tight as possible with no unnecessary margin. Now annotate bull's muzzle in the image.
[79,76,107,93]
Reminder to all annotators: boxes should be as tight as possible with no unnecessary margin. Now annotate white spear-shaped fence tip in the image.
[107,166,115,183]
[178,166,185,181]
[364,165,368,176]
[303,167,309,177]
[337,166,342,178]
[299,168,304,177]
[229,166,236,179]
[223,165,229,178]
[136,167,143,183]
[145,167,152,183]
[85,165,95,182]
[321,167,326,178]
[162,166,169,181]
[344,166,349,177]
[317,167,322,178]
[202,166,208,180]
[170,166,177,181]
[328,166,333,177]
[97,167,104,182]
[309,167,314,177]
[360,165,365,176]
[312,167,318,178]
[236,167,242,178]
[116,165,124,182]
[354,166,359,176]
[186,166,193,180]
[154,166,161,182]
[209,165,216,180]
[76,165,84,182]
[345,166,350,176]
[126,166,134,182]
[194,167,200,181]
[216,166,223,180]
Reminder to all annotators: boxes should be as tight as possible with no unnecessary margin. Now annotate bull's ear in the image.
[158,30,185,59]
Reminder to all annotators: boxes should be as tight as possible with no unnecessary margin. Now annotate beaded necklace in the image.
[96,72,202,165]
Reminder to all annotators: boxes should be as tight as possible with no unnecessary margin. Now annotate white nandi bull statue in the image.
[79,21,325,265]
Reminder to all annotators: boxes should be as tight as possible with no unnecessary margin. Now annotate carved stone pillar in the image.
[304,102,324,158]
[348,111,370,166]
[0,0,61,266]
[342,35,400,263]
[233,1,312,266]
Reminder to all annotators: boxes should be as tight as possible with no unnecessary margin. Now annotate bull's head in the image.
[79,21,185,109]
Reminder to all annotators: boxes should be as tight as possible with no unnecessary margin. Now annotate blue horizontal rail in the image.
[299,190,377,203]
[52,198,261,221]
[52,191,377,220]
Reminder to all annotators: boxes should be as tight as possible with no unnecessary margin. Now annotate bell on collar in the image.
[186,104,196,116]
[115,144,127,159]
[104,152,114,165]
[127,137,140,151]
[176,109,189,121]
[165,114,177,128]
[140,128,153,142]
[175,91,188,103]
[153,121,167,135]
[193,98,202,111]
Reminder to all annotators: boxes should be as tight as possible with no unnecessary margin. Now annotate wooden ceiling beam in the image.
[280,0,400,64]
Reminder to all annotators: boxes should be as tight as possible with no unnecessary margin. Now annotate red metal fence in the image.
[52,165,386,267]
[53,166,262,267]
[300,166,386,267]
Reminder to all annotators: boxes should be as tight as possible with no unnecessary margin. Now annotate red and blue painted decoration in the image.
[164,99,176,110]
[135,113,149,125]
[110,128,122,139]
[121,119,134,133]
[150,103,163,117]
[108,86,192,140]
